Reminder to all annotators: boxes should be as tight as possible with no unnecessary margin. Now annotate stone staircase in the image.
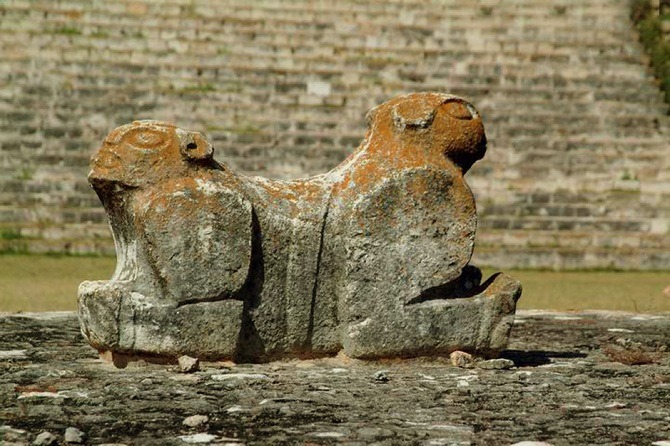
[0,0,668,268]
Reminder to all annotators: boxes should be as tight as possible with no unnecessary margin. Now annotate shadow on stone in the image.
[235,210,266,362]
[502,349,588,367]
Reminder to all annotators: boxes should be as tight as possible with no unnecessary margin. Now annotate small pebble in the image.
[477,358,515,370]
[178,355,200,373]
[32,432,58,446]
[64,427,85,444]
[450,350,475,368]
[183,414,209,428]
[373,370,389,382]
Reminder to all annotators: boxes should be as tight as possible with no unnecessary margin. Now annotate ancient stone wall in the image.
[1,0,668,269]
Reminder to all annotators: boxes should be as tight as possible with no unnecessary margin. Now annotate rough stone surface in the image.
[1,311,668,445]
[78,92,522,362]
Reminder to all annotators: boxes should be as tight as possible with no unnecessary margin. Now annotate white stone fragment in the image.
[0,349,27,359]
[182,415,209,428]
[604,401,627,409]
[32,431,58,446]
[177,355,200,373]
[607,328,634,333]
[310,432,345,438]
[211,373,268,381]
[178,433,218,443]
[64,427,85,444]
[18,390,88,400]
[428,424,468,431]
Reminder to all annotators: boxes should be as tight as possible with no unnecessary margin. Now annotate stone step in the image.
[479,215,656,233]
[481,203,649,219]
[476,228,670,250]
[0,205,106,225]
[472,244,670,270]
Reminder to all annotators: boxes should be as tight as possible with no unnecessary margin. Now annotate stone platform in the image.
[1,311,668,445]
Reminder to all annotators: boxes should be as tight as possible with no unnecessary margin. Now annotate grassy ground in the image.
[1,254,668,313]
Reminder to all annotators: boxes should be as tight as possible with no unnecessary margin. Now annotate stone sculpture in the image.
[79,92,522,364]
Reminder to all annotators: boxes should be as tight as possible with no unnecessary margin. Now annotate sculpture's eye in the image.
[444,101,475,120]
[125,128,169,150]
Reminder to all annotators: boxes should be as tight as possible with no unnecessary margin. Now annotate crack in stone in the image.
[306,190,332,349]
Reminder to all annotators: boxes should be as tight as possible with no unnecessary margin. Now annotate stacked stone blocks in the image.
[0,0,668,268]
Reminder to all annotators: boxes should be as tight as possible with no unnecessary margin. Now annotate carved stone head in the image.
[88,120,214,191]
[366,92,487,172]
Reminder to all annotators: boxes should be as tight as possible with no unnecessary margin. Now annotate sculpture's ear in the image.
[392,99,436,131]
[178,130,214,162]
[365,105,380,128]
[440,99,477,120]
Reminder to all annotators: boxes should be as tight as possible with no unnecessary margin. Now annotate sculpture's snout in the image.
[88,149,123,190]
[437,99,487,173]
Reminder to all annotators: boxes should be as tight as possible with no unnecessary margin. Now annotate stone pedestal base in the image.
[79,273,521,364]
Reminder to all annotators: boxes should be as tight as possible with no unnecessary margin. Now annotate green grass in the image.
[0,255,115,312]
[54,26,82,36]
[481,268,669,313]
[0,255,668,313]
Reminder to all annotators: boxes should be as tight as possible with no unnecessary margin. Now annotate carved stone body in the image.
[78,92,522,363]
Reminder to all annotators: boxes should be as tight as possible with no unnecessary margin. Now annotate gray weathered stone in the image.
[1,311,669,445]
[182,415,209,428]
[64,427,85,444]
[32,432,57,446]
[78,92,521,363]
[478,358,516,370]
